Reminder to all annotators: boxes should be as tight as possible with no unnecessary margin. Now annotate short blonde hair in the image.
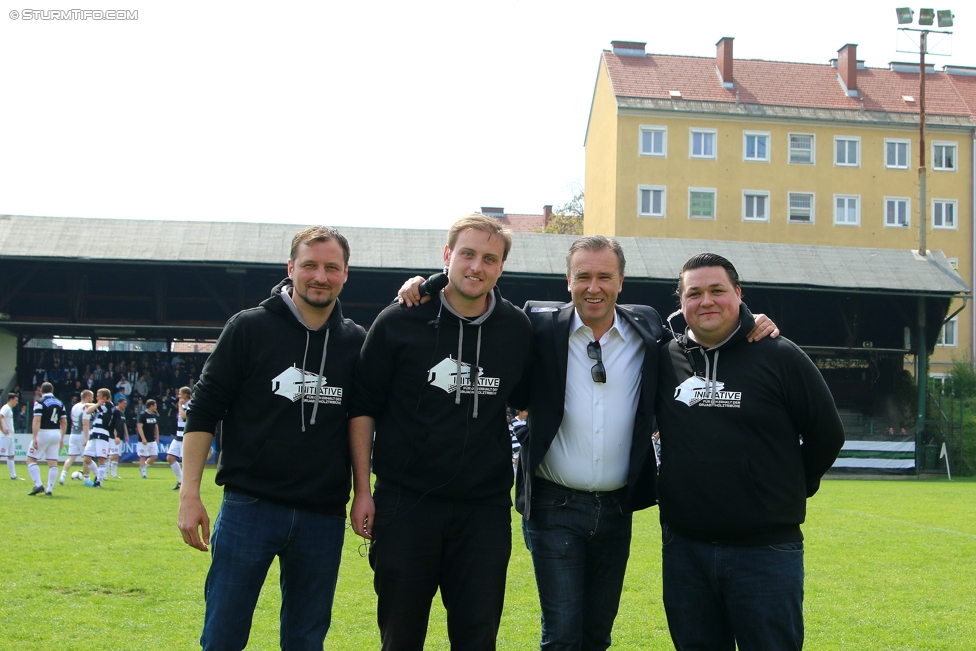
[447,214,513,261]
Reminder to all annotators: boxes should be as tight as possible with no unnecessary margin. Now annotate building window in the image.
[789,133,815,164]
[743,132,770,162]
[835,136,859,167]
[788,192,815,224]
[638,185,666,217]
[690,129,717,159]
[885,198,910,227]
[689,188,716,219]
[885,139,910,169]
[937,317,958,347]
[933,142,957,171]
[948,257,959,270]
[834,195,860,225]
[639,125,667,157]
[742,191,769,221]
[932,199,957,229]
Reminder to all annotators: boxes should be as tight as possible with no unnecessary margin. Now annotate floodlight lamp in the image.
[919,8,935,25]
[896,7,914,24]
[937,9,953,27]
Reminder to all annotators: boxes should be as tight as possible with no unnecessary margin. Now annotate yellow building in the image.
[585,38,976,376]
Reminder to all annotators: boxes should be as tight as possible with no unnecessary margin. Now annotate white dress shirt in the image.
[536,309,645,491]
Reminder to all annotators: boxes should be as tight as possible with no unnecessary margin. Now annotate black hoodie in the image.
[350,287,532,505]
[185,279,366,516]
[655,305,845,545]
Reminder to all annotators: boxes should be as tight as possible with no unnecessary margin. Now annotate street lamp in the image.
[895,7,954,257]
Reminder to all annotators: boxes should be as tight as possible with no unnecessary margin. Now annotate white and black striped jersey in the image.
[33,393,66,431]
[175,399,191,441]
[89,403,119,440]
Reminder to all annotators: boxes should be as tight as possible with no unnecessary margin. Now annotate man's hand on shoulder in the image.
[747,313,780,342]
[397,276,428,307]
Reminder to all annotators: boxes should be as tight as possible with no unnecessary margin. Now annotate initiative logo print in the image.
[673,376,741,408]
[427,357,500,396]
[272,366,342,405]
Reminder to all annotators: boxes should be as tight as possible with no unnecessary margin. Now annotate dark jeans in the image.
[522,478,632,651]
[200,490,344,651]
[661,524,804,651]
[369,489,512,651]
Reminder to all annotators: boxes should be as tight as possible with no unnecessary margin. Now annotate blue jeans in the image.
[200,490,345,651]
[522,478,632,651]
[661,524,804,651]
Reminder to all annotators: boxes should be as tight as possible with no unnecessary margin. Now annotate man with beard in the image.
[177,226,366,651]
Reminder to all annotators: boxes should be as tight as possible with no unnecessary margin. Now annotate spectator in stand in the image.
[116,375,132,398]
[16,403,29,433]
[134,373,149,398]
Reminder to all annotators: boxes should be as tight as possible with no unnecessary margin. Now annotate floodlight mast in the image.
[895,7,954,257]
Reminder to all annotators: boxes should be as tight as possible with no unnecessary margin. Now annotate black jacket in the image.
[512,301,664,516]
[350,288,532,505]
[656,305,845,545]
[185,279,366,516]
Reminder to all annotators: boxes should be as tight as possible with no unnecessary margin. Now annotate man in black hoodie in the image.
[349,214,532,650]
[655,253,844,651]
[177,226,366,651]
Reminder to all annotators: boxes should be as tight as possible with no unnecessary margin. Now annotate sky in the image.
[1,0,973,231]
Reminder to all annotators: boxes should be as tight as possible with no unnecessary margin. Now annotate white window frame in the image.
[936,317,958,347]
[948,257,959,270]
[932,199,957,230]
[743,131,770,162]
[884,139,910,169]
[884,197,911,228]
[638,185,666,218]
[788,192,816,224]
[742,190,770,222]
[932,141,957,171]
[833,194,860,226]
[688,187,717,220]
[835,136,860,167]
[690,128,717,159]
[788,133,815,165]
[639,125,667,158]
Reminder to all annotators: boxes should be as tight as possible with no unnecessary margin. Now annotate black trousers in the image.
[370,488,512,651]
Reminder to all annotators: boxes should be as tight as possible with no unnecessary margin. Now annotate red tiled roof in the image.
[604,51,976,118]
[495,214,547,233]
[945,73,976,120]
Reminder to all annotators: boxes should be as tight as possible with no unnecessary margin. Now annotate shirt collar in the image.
[570,307,629,343]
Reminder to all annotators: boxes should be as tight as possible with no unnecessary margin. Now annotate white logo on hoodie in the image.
[427,356,500,395]
[272,366,343,404]
[673,375,741,408]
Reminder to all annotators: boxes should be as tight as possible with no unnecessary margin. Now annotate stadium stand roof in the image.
[0,214,967,297]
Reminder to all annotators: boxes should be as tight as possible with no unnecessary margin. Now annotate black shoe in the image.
[45,490,53,496]
[173,482,181,491]
[93,481,102,489]
[28,485,44,496]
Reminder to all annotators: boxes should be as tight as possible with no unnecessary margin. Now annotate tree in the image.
[539,185,583,235]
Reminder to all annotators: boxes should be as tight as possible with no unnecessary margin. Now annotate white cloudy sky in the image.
[0,0,972,230]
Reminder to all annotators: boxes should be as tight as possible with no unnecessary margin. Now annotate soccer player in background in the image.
[106,396,129,480]
[27,382,67,496]
[166,386,191,490]
[60,389,92,485]
[137,399,160,479]
[1,392,23,480]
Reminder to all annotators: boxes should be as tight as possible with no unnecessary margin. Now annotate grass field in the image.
[2,467,973,650]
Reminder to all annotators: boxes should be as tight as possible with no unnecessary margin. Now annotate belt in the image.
[533,476,626,498]
[91,434,110,441]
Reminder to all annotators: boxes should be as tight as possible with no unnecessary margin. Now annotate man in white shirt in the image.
[1,393,23,480]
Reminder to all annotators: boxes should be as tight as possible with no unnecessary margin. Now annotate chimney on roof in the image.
[543,205,552,227]
[837,44,859,97]
[481,207,505,218]
[716,37,734,88]
[610,41,646,57]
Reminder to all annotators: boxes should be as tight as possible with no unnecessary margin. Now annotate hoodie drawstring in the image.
[472,326,482,418]
[310,329,329,425]
[300,331,310,432]
[702,349,721,406]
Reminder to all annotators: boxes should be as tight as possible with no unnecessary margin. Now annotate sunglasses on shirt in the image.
[587,341,606,383]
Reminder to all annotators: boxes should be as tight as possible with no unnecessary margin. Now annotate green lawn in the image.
[1,468,973,650]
